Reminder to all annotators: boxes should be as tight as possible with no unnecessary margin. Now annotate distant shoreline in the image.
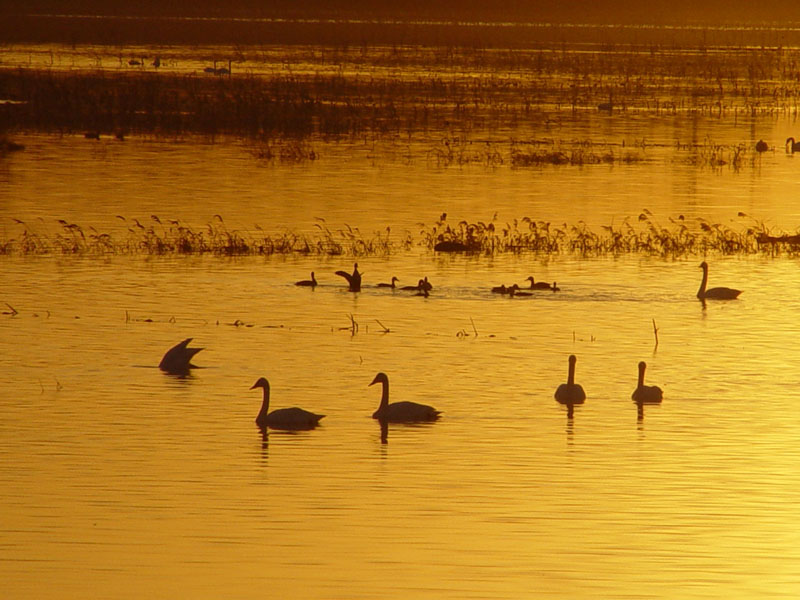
[2,13,798,47]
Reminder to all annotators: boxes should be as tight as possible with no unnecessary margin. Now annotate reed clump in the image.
[1,212,796,258]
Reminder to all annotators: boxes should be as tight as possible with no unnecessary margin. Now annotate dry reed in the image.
[1,212,796,258]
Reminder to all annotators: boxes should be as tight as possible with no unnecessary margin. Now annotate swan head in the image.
[569,354,577,365]
[699,261,708,270]
[369,372,388,387]
[638,360,647,371]
[250,377,270,391]
[392,276,398,283]
[526,276,534,282]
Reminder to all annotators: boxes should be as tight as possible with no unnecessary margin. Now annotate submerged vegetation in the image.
[2,212,799,258]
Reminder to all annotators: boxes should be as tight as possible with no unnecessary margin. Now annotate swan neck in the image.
[637,365,645,387]
[697,265,708,297]
[567,361,575,385]
[257,385,270,421]
[379,379,389,409]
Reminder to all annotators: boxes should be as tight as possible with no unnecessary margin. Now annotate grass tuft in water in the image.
[0,212,796,258]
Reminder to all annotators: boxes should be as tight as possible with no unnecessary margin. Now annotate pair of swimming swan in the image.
[250,371,440,430]
[554,355,663,406]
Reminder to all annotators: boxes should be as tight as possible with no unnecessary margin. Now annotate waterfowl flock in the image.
[155,260,739,434]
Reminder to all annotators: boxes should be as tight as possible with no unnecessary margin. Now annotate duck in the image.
[377,276,399,288]
[554,355,586,405]
[334,262,361,291]
[421,277,433,292]
[158,338,203,375]
[250,377,325,430]
[400,279,424,291]
[508,285,531,297]
[631,361,663,403]
[786,137,800,153]
[491,284,509,294]
[697,261,741,300]
[295,272,317,287]
[369,372,441,422]
[525,275,553,290]
[755,139,769,153]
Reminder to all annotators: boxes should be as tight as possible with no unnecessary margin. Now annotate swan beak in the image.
[368,376,380,387]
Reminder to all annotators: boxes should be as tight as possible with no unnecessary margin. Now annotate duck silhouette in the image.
[158,338,203,375]
[295,272,317,287]
[250,377,325,430]
[377,276,399,288]
[369,372,441,422]
[786,137,800,153]
[697,261,741,300]
[335,262,361,291]
[400,279,424,291]
[525,276,553,290]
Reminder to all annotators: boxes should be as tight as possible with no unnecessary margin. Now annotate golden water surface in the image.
[4,38,800,599]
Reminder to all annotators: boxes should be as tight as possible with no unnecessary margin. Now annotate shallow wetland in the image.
[3,16,800,599]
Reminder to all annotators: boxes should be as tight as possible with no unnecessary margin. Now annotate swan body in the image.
[250,377,325,430]
[508,285,531,297]
[555,355,586,405]
[377,276,399,288]
[295,272,317,287]
[697,261,741,300]
[787,137,800,153]
[159,338,203,375]
[525,276,553,290]
[335,263,362,291]
[631,361,663,403]
[369,372,441,422]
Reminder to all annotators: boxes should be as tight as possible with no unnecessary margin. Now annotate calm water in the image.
[5,42,800,599]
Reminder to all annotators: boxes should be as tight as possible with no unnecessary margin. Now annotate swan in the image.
[554,355,586,405]
[755,139,769,152]
[787,137,800,153]
[335,262,361,291]
[295,272,317,287]
[697,261,741,300]
[159,338,203,375]
[631,361,663,403]
[377,276,399,288]
[369,372,441,422]
[250,377,325,430]
[491,284,509,294]
[525,276,553,290]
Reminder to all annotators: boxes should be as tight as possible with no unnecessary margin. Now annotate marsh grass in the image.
[4,41,800,143]
[2,212,795,258]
